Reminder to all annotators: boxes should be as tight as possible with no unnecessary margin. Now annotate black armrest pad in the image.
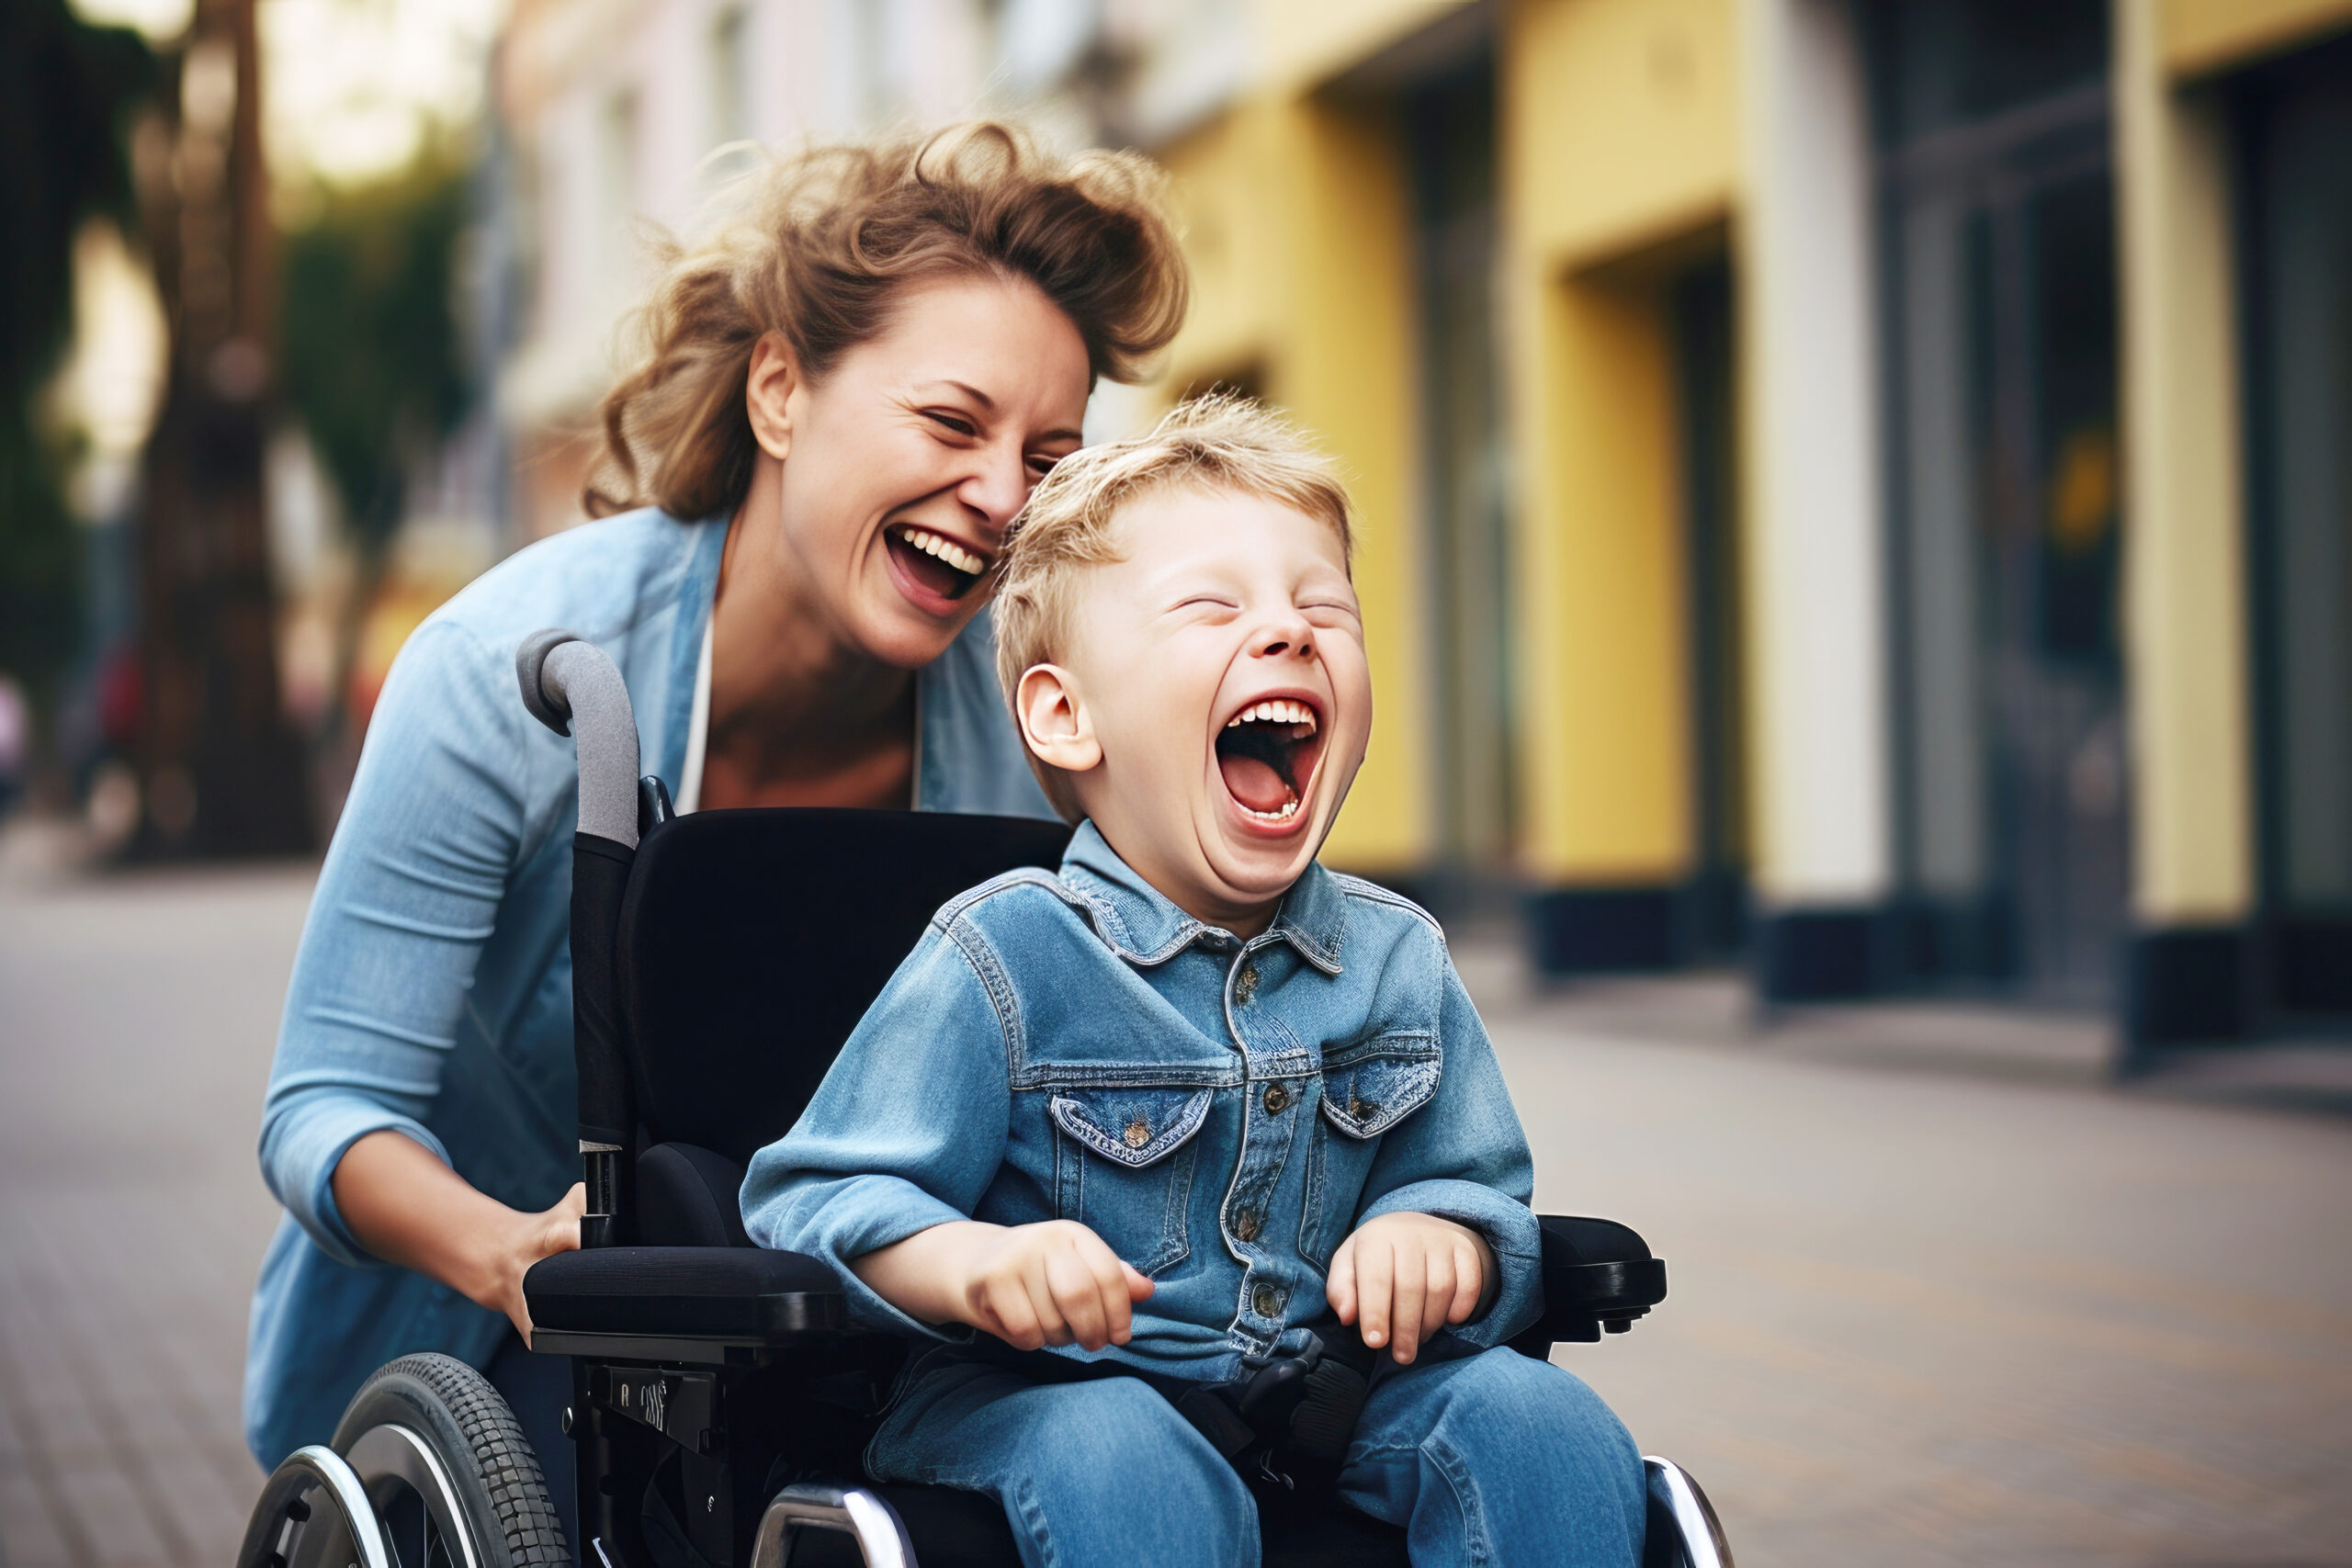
[525,1246,845,1337]
[1526,1214,1668,1343]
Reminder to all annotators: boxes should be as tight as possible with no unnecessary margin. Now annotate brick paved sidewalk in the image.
[0,869,305,1568]
[4,865,2347,1568]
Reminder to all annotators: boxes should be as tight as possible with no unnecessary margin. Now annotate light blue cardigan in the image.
[243,507,1053,1465]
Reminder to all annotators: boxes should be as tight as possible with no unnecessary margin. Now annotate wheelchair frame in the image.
[240,630,1729,1568]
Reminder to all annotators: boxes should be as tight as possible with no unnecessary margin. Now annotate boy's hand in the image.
[1327,1212,1492,1365]
[853,1219,1154,1352]
[956,1220,1155,1351]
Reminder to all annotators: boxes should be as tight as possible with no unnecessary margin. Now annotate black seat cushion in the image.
[636,1142,752,1248]
[524,1246,843,1337]
[781,1482,1408,1567]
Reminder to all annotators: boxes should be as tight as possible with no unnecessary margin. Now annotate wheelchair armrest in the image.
[1515,1214,1668,1353]
[524,1245,846,1350]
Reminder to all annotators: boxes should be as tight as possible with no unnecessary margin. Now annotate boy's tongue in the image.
[1219,752,1293,815]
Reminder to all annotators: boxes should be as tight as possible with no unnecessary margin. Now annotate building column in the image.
[1736,0,1893,998]
[2112,0,2257,1043]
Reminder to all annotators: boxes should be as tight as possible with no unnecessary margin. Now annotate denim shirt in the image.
[741,822,1543,1382]
[244,508,1054,1466]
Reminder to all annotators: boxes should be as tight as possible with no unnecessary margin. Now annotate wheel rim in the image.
[343,1422,487,1568]
[238,1445,396,1568]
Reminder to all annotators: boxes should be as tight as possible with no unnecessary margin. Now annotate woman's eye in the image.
[923,411,978,438]
[1026,453,1062,479]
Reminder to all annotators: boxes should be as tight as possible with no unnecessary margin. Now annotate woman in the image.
[244,123,1188,1507]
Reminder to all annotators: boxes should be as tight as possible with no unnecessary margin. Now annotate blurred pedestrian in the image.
[0,675,27,820]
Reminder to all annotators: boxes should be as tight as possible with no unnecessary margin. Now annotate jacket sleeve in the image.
[740,919,1012,1339]
[1351,940,1544,1348]
[256,618,536,1266]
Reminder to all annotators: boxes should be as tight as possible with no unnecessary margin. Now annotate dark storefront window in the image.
[2235,34,2352,1020]
[1407,59,1516,889]
[1866,0,2125,1007]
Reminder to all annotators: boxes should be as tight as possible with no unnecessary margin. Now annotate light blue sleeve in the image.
[740,920,1013,1339]
[1351,944,1544,1348]
[256,617,535,1266]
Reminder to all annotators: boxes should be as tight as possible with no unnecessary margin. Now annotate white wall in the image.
[1738,0,1894,907]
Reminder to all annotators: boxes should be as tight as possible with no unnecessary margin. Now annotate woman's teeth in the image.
[1226,699,1317,733]
[893,524,986,577]
[1242,796,1304,823]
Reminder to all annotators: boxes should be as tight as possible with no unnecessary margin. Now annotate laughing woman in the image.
[244,123,1187,1530]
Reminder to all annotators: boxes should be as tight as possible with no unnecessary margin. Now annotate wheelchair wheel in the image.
[322,1352,572,1568]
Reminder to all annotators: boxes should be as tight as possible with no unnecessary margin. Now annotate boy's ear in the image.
[1015,664,1102,775]
[745,332,799,460]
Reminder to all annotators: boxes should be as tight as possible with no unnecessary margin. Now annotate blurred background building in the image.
[12,0,2351,1058]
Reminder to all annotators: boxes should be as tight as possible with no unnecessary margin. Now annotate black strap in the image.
[982,1325,1374,1483]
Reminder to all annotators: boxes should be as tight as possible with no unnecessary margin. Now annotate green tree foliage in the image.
[0,0,152,697]
[277,153,469,738]
[278,155,469,556]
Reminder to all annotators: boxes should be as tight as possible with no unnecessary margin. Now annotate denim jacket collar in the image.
[1058,819,1346,976]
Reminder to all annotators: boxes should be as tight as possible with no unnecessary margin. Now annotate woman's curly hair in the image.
[582,121,1190,523]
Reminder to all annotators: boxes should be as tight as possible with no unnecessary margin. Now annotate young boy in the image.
[741,398,1645,1566]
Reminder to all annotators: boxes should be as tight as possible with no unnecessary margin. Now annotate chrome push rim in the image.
[238,1444,396,1568]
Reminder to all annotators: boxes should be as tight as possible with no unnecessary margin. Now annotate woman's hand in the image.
[1327,1212,1493,1365]
[851,1219,1154,1352]
[333,1131,585,1344]
[482,1183,587,1341]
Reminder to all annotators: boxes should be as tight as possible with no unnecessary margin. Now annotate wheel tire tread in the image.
[349,1352,571,1568]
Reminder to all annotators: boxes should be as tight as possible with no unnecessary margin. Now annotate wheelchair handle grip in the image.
[516,629,639,849]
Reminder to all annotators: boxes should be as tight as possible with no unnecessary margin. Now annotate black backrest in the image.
[616,808,1075,1168]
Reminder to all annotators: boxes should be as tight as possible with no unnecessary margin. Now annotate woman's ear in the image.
[1015,664,1101,775]
[745,332,799,460]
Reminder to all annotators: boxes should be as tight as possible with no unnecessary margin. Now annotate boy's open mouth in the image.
[1216,698,1325,824]
[886,523,989,602]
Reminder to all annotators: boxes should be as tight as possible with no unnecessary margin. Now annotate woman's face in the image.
[757,273,1092,669]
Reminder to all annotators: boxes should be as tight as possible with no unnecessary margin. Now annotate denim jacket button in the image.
[1252,1283,1281,1317]
[1235,963,1259,1004]
[1233,1208,1261,1242]
[1261,1082,1290,1114]
[1122,1118,1151,1149]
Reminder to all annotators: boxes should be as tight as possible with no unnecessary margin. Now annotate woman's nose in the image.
[956,441,1030,531]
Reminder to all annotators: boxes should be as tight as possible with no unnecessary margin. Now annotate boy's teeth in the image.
[1243,795,1303,823]
[1224,699,1317,732]
[895,525,984,576]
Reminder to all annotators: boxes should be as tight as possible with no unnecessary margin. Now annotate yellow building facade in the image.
[1148,0,2352,1044]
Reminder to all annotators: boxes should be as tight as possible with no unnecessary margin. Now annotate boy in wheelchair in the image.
[741,398,1647,1566]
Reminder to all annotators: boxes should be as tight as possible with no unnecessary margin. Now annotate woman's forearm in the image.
[332,1130,582,1337]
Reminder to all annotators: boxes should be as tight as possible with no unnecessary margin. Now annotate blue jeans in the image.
[868,1343,1646,1567]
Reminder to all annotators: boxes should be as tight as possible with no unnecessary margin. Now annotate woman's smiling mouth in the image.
[1216,697,1325,825]
[885,522,990,604]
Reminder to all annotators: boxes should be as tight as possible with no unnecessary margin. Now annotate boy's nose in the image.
[1252,612,1316,660]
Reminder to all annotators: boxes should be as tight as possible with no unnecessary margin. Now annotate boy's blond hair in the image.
[993,394,1357,821]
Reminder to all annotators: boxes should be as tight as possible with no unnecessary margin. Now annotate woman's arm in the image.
[259,619,556,1291]
[333,1131,584,1339]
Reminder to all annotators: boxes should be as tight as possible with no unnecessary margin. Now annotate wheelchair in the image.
[239,631,1734,1568]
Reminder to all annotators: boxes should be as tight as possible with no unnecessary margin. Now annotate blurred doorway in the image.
[1668,255,1748,960]
[1871,0,2126,1007]
[2236,34,2352,1023]
[1406,55,1515,889]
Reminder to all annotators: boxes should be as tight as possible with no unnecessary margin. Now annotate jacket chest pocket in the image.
[1048,1087,1214,1278]
[1299,1046,1442,1268]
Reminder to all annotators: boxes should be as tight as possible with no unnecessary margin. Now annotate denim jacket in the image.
[244,508,1054,1466]
[741,822,1543,1382]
